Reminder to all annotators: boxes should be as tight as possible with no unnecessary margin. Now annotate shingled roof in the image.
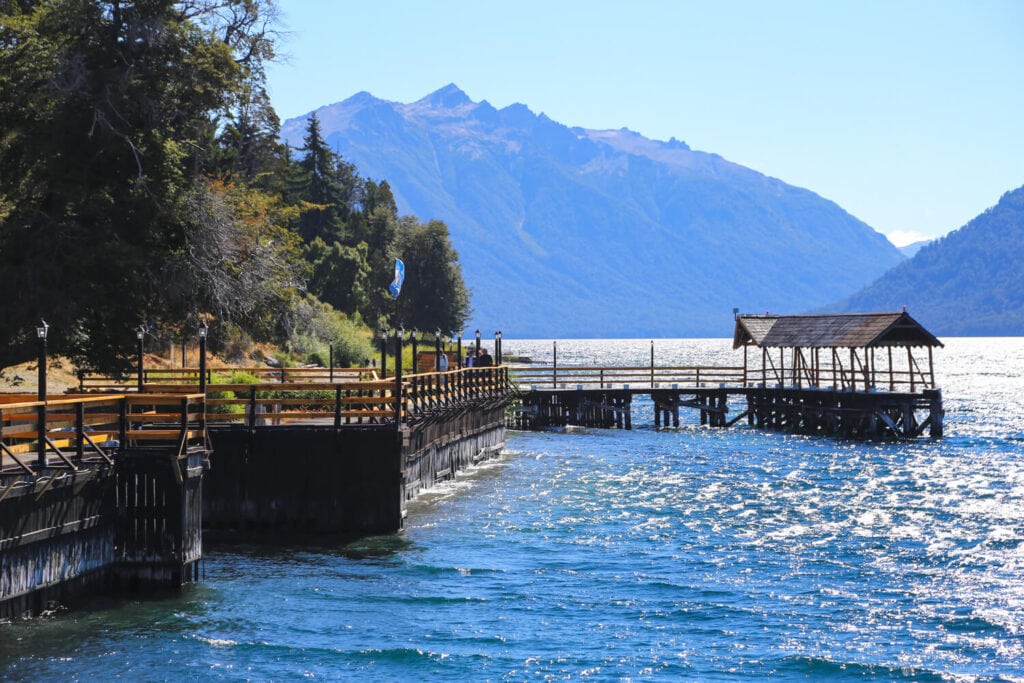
[733,312,943,349]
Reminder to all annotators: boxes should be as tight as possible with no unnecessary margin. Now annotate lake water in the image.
[2,338,1023,681]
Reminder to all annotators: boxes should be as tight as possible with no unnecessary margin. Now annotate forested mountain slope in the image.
[831,185,1024,335]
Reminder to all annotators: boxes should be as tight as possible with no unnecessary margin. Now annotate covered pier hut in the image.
[733,312,943,392]
[732,312,944,438]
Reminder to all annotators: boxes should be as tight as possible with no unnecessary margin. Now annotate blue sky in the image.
[265,0,1023,247]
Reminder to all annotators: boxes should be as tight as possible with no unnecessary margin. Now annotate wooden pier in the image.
[508,313,944,440]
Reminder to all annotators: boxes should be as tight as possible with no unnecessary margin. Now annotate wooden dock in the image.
[507,312,945,440]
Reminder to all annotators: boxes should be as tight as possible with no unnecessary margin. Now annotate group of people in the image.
[466,347,493,367]
[436,346,494,371]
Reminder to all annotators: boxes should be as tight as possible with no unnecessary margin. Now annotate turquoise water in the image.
[2,338,1023,681]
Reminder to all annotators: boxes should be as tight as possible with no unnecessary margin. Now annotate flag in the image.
[388,258,405,299]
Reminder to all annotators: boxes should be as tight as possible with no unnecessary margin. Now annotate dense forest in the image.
[0,0,469,373]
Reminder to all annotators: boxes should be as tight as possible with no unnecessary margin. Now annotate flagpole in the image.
[394,297,400,370]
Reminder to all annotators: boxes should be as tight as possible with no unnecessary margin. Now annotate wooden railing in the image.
[510,359,937,393]
[0,393,208,474]
[747,352,938,392]
[400,367,511,420]
[78,366,376,392]
[510,365,747,389]
[135,366,514,428]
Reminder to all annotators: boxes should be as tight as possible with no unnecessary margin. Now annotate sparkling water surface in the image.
[2,338,1023,681]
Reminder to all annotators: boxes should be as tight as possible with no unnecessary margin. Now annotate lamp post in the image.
[380,329,388,378]
[329,342,334,382]
[36,319,48,467]
[475,329,481,358]
[435,330,443,371]
[495,331,503,366]
[136,324,146,392]
[198,321,208,393]
[36,319,49,402]
[456,331,463,370]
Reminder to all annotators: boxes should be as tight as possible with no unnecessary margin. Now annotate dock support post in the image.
[929,389,944,437]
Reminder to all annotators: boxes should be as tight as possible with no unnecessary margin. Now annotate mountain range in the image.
[281,85,908,338]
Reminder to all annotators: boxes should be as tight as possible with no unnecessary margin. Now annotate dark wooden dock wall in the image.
[204,407,508,535]
[0,465,116,620]
[203,426,405,534]
[402,405,507,500]
[0,452,203,619]
[112,450,206,589]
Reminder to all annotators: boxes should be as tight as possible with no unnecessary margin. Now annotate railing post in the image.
[248,386,257,432]
[36,403,47,468]
[650,340,654,388]
[119,398,128,450]
[553,341,558,388]
[76,401,85,463]
[334,385,343,428]
[180,397,189,447]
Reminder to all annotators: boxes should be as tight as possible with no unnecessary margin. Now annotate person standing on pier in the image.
[475,348,493,367]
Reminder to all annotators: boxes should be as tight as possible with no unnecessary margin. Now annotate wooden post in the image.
[888,347,894,391]
[552,341,558,388]
[928,346,935,388]
[907,346,916,393]
[650,340,655,388]
[75,401,85,463]
[334,385,343,428]
[849,348,856,391]
[762,347,767,386]
[248,386,257,432]
[743,345,748,386]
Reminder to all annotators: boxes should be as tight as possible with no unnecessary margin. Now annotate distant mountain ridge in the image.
[830,186,1024,335]
[281,84,905,337]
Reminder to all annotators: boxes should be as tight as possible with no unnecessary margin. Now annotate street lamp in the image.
[136,324,146,392]
[36,319,49,402]
[380,329,388,378]
[456,331,463,370]
[494,330,503,366]
[435,330,443,371]
[198,321,208,393]
[36,319,49,467]
[475,329,481,358]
